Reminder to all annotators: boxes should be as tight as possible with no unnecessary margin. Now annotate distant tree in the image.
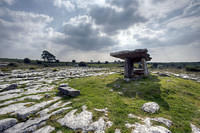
[72,60,76,63]
[90,60,93,63]
[23,58,31,64]
[36,60,42,64]
[41,50,56,62]
[152,63,158,68]
[97,61,101,64]
[78,61,87,67]
[56,60,60,63]
[105,61,109,64]
[7,63,18,67]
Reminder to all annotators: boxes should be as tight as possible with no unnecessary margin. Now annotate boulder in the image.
[0,118,18,132]
[141,102,160,113]
[58,86,80,97]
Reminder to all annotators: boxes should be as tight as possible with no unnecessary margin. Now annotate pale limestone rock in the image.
[191,124,200,133]
[141,102,160,113]
[0,118,18,131]
[33,125,55,133]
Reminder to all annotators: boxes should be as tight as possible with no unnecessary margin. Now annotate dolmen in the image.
[58,84,80,97]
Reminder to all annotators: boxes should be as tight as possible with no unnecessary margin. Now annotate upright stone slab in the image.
[124,58,133,78]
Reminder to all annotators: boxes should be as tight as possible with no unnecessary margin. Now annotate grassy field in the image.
[44,73,200,133]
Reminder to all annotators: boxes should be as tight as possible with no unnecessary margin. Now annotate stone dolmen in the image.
[110,49,152,79]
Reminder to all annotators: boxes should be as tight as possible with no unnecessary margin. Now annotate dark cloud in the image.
[55,22,115,51]
[89,0,146,34]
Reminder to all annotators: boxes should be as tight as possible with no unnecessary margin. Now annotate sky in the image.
[0,0,199,62]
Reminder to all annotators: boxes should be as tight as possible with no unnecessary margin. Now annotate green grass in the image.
[52,73,200,133]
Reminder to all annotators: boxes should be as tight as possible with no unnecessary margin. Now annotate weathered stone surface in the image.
[0,118,18,132]
[58,106,92,130]
[141,102,160,113]
[58,106,112,132]
[58,86,80,97]
[127,114,172,133]
[0,93,22,101]
[33,125,55,133]
[0,95,43,107]
[151,117,172,127]
[2,84,17,91]
[191,124,200,133]
[15,97,60,120]
[0,102,33,115]
[4,115,49,133]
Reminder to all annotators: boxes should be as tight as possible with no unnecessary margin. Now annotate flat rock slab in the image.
[141,102,160,113]
[58,86,80,97]
[0,118,18,132]
[0,102,33,115]
[33,125,55,133]
[15,97,60,120]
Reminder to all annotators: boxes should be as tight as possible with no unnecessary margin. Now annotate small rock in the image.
[118,92,123,95]
[151,117,172,127]
[141,102,160,114]
[58,86,80,97]
[115,129,121,133]
[0,118,18,132]
[33,125,55,133]
[113,84,120,88]
[191,123,200,133]
[109,89,113,92]
[124,78,131,82]
[44,94,51,98]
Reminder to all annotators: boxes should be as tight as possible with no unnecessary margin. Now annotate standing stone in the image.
[0,118,18,132]
[124,58,133,78]
[141,102,160,113]
[141,58,148,76]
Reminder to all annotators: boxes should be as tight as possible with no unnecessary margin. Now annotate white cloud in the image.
[138,0,190,19]
[0,8,62,59]
[53,0,75,11]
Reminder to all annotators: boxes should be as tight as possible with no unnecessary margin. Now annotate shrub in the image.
[78,61,87,67]
[7,63,18,67]
[185,66,200,72]
[36,60,42,64]
[24,58,31,64]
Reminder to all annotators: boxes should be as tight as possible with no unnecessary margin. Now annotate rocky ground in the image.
[0,68,200,133]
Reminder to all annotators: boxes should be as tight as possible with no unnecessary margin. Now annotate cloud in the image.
[89,0,147,34]
[56,15,115,51]
[53,0,75,11]
[0,8,57,59]
[0,0,15,5]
